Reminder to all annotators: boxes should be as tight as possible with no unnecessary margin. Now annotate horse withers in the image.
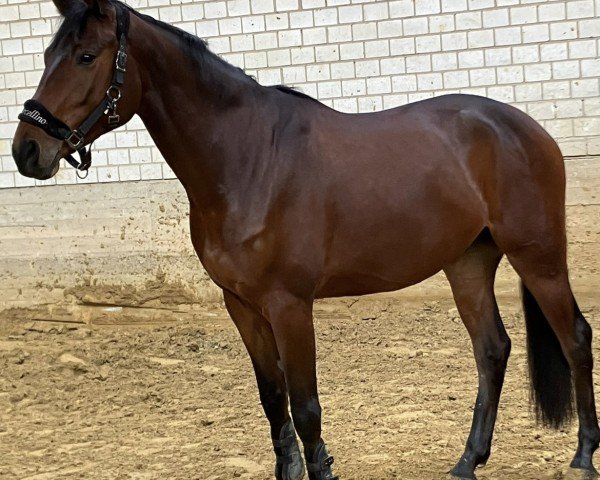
[11,1,599,478]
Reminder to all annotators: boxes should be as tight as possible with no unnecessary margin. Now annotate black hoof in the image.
[449,463,477,480]
[566,466,600,480]
[273,421,305,480]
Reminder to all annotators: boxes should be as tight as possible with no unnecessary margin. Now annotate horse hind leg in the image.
[443,230,510,479]
[506,249,600,476]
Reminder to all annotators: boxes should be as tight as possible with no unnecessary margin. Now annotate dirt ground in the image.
[0,294,598,480]
[0,203,598,480]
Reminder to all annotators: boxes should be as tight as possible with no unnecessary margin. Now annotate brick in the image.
[392,75,417,92]
[331,62,355,79]
[579,18,600,38]
[258,68,282,84]
[380,57,405,75]
[416,35,441,53]
[528,102,555,121]
[510,6,537,25]
[366,77,392,94]
[378,19,403,38]
[566,0,594,19]
[342,79,366,96]
[417,72,442,90]
[328,25,352,43]
[306,64,330,81]
[495,27,522,46]
[338,5,362,23]
[550,22,578,41]
[390,38,415,55]
[522,24,549,43]
[524,63,552,82]
[251,0,274,14]
[0,172,15,189]
[484,47,511,66]
[554,99,583,118]
[441,0,466,12]
[364,40,390,58]
[278,29,302,47]
[228,0,251,16]
[406,55,431,73]
[267,49,291,66]
[441,32,467,51]
[352,22,378,41]
[290,11,313,28]
[242,16,266,33]
[497,65,523,85]
[569,40,597,59]
[468,0,494,9]
[458,50,484,69]
[470,68,495,86]
[468,30,493,48]
[540,43,568,62]
[219,18,243,35]
[383,94,408,109]
[355,59,379,77]
[333,97,357,113]
[302,27,326,45]
[414,0,440,16]
[512,45,539,64]
[403,17,428,36]
[455,12,481,30]
[364,3,388,21]
[358,97,383,113]
[389,0,414,18]
[543,81,571,100]
[515,83,542,102]
[432,52,457,70]
[339,42,364,60]
[572,79,599,98]
[314,8,337,26]
[553,60,580,80]
[581,59,600,78]
[487,85,514,103]
[483,9,509,28]
[429,15,455,33]
[538,2,566,22]
[254,32,278,50]
[282,66,306,83]
[204,3,227,18]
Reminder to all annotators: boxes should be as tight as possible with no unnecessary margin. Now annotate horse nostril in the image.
[16,139,41,166]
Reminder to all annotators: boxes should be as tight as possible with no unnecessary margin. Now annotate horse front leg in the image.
[264,292,339,480]
[223,290,305,480]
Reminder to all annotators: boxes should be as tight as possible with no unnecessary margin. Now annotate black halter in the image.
[18,5,130,178]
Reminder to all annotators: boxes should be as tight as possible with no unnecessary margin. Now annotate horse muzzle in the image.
[12,130,61,180]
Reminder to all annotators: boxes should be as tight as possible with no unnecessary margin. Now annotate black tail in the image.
[522,282,573,428]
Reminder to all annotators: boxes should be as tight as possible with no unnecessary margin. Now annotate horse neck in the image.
[128,13,272,210]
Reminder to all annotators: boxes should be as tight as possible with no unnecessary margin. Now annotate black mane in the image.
[50,0,317,102]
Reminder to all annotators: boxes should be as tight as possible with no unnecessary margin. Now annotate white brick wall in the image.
[0,0,599,189]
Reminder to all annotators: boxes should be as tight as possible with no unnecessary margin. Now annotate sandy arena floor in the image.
[0,204,599,479]
[0,293,599,480]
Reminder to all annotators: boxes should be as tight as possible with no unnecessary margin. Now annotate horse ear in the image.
[52,0,81,16]
[83,0,111,16]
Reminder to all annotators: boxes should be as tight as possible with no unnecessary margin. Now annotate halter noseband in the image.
[18,5,130,178]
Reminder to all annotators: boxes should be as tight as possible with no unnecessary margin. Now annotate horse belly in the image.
[315,166,486,298]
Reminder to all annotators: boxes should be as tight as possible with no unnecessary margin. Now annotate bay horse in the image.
[11,0,599,478]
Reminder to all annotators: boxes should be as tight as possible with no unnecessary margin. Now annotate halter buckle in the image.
[116,51,127,72]
[66,130,85,150]
[108,114,120,126]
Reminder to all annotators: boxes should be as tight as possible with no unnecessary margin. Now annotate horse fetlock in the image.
[273,420,305,480]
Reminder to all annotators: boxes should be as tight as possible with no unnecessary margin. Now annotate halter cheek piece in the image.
[18,5,130,178]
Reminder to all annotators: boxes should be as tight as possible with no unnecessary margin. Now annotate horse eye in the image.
[78,53,96,65]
